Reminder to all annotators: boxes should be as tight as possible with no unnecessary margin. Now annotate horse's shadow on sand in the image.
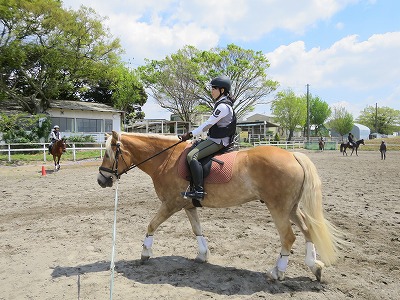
[51,256,326,296]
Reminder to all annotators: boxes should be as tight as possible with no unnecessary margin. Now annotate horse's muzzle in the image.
[97,173,114,188]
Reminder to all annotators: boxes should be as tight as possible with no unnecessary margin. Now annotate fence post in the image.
[100,143,103,159]
[73,143,76,161]
[43,143,47,162]
[8,144,11,162]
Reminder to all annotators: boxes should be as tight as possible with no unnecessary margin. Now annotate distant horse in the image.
[340,139,365,156]
[319,140,325,151]
[50,138,67,171]
[97,131,343,282]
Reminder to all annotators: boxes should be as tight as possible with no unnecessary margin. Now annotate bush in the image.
[67,135,96,147]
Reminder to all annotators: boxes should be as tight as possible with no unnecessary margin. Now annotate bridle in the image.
[98,139,183,180]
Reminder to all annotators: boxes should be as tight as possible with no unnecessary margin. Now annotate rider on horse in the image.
[348,132,355,147]
[179,75,236,202]
[49,125,62,154]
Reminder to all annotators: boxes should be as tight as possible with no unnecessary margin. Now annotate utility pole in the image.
[306,84,310,142]
[375,103,378,133]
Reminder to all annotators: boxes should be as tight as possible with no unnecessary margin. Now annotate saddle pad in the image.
[177,145,238,184]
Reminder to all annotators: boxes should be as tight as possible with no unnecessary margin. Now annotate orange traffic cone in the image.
[41,165,47,176]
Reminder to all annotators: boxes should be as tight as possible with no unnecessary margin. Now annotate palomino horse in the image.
[340,139,365,156]
[50,138,67,171]
[97,131,342,281]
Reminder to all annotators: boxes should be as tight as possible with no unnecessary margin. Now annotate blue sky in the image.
[62,0,400,120]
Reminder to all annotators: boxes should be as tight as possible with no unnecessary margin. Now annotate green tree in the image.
[0,0,122,113]
[194,44,279,118]
[271,89,307,141]
[308,95,331,136]
[139,44,279,123]
[0,113,51,143]
[111,66,148,124]
[327,106,354,140]
[139,46,202,124]
[356,105,400,134]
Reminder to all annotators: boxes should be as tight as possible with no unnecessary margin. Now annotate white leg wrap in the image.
[276,254,289,272]
[196,235,208,254]
[143,235,153,249]
[305,242,316,267]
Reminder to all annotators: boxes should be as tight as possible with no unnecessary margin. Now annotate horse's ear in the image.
[112,130,119,141]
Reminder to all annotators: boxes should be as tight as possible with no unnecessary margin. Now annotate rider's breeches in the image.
[186,139,224,164]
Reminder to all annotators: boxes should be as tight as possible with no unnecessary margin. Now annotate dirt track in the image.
[0,149,399,299]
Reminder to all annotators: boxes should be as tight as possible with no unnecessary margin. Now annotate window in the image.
[51,117,74,132]
[105,119,113,132]
[76,118,102,132]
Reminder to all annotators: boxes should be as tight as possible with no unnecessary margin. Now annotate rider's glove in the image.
[179,132,193,141]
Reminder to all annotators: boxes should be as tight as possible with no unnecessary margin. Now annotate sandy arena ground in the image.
[0,149,399,300]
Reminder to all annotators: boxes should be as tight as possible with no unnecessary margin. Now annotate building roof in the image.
[237,120,279,127]
[0,99,123,114]
[50,100,123,113]
[353,123,370,131]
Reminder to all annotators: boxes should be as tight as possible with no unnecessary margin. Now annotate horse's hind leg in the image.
[185,207,209,262]
[266,209,296,281]
[141,202,181,262]
[289,205,324,281]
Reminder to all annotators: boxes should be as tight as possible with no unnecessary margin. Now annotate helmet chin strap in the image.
[214,88,224,100]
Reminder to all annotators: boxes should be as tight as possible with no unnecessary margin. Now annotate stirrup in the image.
[181,186,206,200]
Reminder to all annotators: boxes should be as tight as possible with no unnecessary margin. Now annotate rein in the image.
[99,139,183,178]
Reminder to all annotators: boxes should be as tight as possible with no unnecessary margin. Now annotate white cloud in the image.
[265,32,400,116]
[62,0,357,63]
[61,0,400,119]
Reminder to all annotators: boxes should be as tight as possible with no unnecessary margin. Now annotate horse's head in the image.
[97,131,127,188]
[61,138,67,151]
[359,139,365,145]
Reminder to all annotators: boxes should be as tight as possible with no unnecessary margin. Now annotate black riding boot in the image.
[182,160,205,200]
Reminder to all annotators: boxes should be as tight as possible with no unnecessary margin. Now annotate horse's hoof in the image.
[266,266,285,281]
[310,260,324,282]
[140,255,150,262]
[194,250,209,263]
[141,247,152,262]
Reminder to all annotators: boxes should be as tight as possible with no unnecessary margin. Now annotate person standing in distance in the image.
[379,140,387,160]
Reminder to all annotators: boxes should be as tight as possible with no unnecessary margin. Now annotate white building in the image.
[48,100,124,142]
[351,123,371,140]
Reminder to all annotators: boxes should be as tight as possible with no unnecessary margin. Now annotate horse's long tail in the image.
[293,152,343,266]
[339,144,343,152]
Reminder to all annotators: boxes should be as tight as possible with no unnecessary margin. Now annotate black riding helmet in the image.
[210,75,231,93]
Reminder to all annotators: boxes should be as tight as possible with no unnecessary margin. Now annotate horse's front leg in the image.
[185,207,209,262]
[141,202,181,262]
[53,157,57,170]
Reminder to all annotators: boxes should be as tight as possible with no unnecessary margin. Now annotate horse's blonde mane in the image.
[105,132,179,161]
[120,132,179,141]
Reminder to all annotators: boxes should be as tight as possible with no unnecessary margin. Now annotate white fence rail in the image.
[0,142,106,162]
[253,141,304,149]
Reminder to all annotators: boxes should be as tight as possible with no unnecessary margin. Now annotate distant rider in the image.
[49,125,62,154]
[348,133,355,147]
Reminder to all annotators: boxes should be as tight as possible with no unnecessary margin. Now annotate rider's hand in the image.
[179,132,193,141]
